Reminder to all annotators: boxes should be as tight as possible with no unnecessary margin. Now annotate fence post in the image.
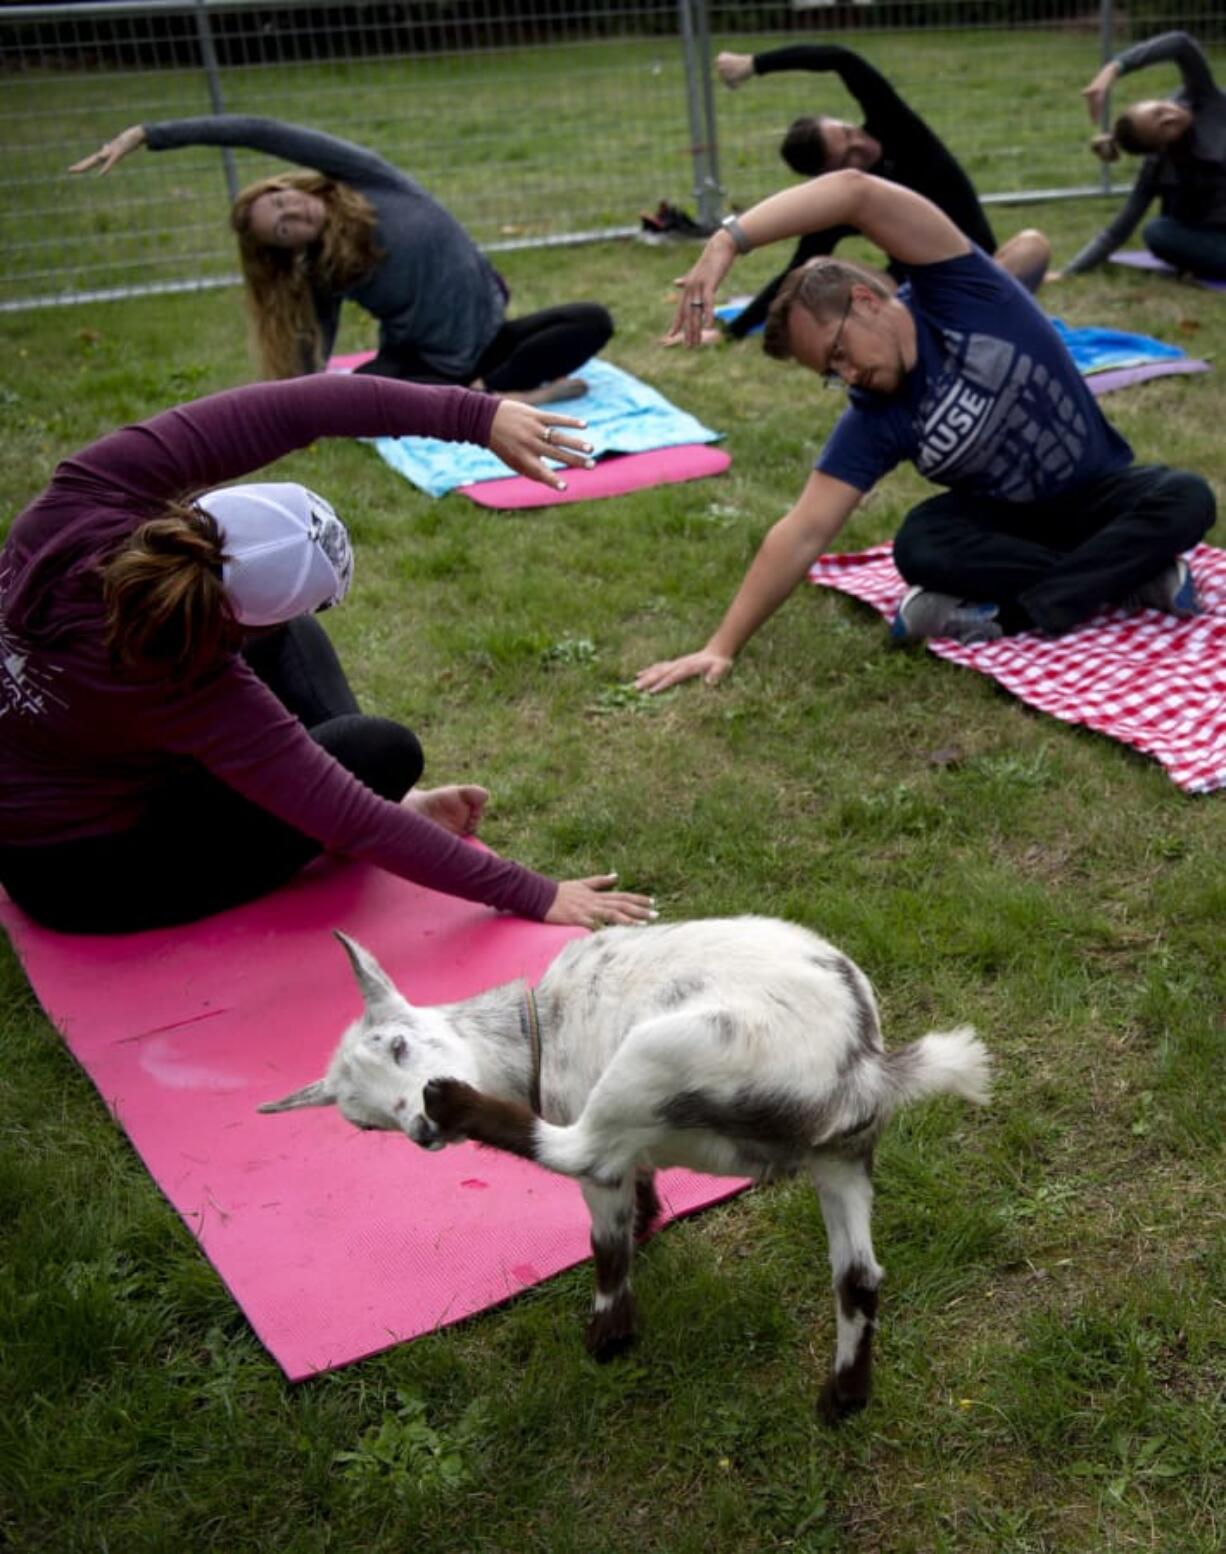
[678,0,723,230]
[1097,0,1114,197]
[193,0,238,202]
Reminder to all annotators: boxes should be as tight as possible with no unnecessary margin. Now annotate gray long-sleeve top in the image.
[1066,32,1226,274]
[144,116,507,377]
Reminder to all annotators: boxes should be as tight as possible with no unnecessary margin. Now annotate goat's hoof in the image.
[817,1372,870,1426]
[422,1077,475,1130]
[584,1297,638,1363]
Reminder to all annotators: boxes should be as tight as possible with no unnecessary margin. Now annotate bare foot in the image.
[402,784,489,837]
[497,377,589,406]
[662,326,723,348]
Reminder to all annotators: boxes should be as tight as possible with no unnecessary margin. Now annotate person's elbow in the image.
[807,167,874,205]
[807,168,885,229]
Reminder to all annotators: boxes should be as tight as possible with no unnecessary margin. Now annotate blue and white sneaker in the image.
[1125,558,1199,618]
[890,586,1004,646]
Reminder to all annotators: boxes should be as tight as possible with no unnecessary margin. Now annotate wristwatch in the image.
[720,214,753,255]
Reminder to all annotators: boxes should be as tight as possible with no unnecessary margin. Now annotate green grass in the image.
[5,21,1222,303]
[1,48,1224,1554]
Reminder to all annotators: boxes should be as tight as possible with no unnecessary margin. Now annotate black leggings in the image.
[0,618,422,934]
[893,464,1216,636]
[354,303,613,390]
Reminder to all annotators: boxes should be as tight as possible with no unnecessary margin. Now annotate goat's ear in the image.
[334,929,409,1020]
[258,1078,336,1113]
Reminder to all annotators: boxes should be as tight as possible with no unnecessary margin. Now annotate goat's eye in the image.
[389,1034,408,1065]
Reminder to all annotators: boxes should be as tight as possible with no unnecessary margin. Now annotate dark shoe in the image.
[1123,558,1199,618]
[638,201,711,243]
[890,586,1003,645]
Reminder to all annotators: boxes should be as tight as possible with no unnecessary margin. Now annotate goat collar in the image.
[519,985,543,1117]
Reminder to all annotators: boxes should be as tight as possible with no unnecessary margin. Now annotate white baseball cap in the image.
[196,482,355,627]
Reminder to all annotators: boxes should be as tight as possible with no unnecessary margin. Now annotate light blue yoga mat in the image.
[371,358,721,499]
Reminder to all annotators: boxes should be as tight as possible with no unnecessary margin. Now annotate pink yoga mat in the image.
[809,543,1226,795]
[1110,250,1226,292]
[460,443,731,509]
[0,859,746,1379]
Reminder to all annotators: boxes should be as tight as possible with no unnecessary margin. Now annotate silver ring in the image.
[543,426,554,444]
[688,301,705,308]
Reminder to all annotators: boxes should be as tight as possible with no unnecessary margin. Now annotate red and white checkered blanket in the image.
[808,543,1226,795]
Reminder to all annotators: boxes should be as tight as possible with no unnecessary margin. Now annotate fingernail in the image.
[557,481,567,490]
[647,909,659,920]
[584,459,595,469]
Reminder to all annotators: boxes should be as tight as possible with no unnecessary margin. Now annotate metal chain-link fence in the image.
[1,0,1221,310]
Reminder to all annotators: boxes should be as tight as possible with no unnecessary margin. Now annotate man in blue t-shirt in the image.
[639,172,1214,694]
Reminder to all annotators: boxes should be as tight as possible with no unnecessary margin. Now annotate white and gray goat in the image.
[261,916,990,1421]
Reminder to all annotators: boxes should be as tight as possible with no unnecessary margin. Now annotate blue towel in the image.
[714,296,761,335]
[1050,319,1186,374]
[370,358,721,498]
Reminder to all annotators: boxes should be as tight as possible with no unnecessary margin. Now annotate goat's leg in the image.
[422,1077,537,1160]
[580,1175,639,1361]
[421,1076,645,1185]
[424,1012,698,1183]
[634,1168,661,1239]
[810,1154,883,1424]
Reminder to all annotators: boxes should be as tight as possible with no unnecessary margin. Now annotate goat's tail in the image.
[884,1026,991,1110]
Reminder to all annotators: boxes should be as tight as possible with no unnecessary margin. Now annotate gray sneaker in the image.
[890,586,1003,645]
[1124,558,1199,618]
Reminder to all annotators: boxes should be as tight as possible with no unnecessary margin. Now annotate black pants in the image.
[1144,215,1226,281]
[892,464,1216,635]
[0,618,422,934]
[354,303,613,390]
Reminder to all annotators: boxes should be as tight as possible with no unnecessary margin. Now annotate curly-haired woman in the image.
[72,118,613,395]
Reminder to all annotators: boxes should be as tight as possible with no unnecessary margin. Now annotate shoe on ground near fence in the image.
[890,586,1004,645]
[638,201,712,243]
[1123,557,1200,618]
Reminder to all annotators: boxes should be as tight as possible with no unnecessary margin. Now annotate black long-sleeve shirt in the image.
[728,45,997,339]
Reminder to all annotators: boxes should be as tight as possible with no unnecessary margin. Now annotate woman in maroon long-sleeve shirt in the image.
[0,374,653,934]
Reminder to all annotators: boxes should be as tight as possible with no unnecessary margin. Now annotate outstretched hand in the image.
[663,233,738,347]
[1080,62,1120,124]
[661,274,724,347]
[716,52,755,90]
[545,876,656,930]
[634,648,733,694]
[69,124,146,175]
[488,400,595,490]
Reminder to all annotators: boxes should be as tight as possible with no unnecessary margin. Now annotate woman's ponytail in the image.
[101,503,240,678]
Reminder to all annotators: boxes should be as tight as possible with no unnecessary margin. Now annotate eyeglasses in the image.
[820,293,854,389]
